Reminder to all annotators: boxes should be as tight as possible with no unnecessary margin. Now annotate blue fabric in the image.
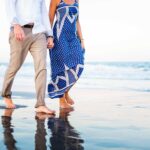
[48,66,84,98]
[48,0,84,99]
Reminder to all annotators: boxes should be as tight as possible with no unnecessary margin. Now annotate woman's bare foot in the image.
[4,98,16,109]
[35,106,55,115]
[65,93,74,105]
[59,96,73,109]
[3,109,14,117]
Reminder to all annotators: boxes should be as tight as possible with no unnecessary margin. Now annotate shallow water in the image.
[0,62,150,150]
[0,61,150,92]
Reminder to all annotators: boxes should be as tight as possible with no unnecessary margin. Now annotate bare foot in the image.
[4,98,16,109]
[60,103,73,109]
[65,93,74,105]
[60,97,73,109]
[60,107,74,116]
[3,109,14,117]
[35,106,55,115]
[35,112,54,120]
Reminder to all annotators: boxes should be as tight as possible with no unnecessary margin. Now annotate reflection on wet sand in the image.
[48,109,84,150]
[35,113,55,150]
[1,109,18,150]
[35,114,47,150]
[1,108,84,150]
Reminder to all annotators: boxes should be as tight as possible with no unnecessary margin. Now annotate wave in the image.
[83,61,150,80]
[0,62,150,80]
[0,62,150,92]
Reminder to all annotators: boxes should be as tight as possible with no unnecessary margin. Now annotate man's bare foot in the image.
[35,106,55,115]
[35,112,54,120]
[4,98,16,109]
[65,93,74,105]
[60,96,73,109]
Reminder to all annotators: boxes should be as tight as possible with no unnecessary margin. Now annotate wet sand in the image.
[0,88,150,150]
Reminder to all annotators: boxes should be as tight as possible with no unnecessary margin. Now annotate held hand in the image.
[81,40,85,50]
[14,24,25,41]
[47,37,54,49]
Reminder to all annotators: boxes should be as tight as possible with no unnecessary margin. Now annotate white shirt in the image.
[6,0,53,37]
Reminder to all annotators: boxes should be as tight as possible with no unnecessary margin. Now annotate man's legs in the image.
[1,31,29,108]
[30,33,55,114]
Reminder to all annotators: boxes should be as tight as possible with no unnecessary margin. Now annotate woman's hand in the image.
[81,40,85,49]
[76,20,85,49]
[47,37,54,49]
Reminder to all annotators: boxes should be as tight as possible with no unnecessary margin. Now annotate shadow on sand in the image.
[0,91,36,100]
[0,105,27,109]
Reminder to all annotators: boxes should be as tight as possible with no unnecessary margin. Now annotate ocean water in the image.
[0,61,150,150]
[0,61,150,92]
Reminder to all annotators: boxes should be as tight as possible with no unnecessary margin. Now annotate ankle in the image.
[36,105,46,109]
[65,92,69,96]
[65,94,70,99]
[60,101,66,105]
[4,97,13,102]
[59,100,67,105]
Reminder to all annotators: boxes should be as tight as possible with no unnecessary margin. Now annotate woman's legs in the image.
[65,89,74,105]
[59,95,73,109]
[64,65,84,105]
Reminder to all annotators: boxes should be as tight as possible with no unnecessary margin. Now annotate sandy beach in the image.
[0,61,150,150]
[0,0,150,148]
[0,87,150,150]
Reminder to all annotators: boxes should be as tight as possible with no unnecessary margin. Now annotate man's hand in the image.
[14,24,25,41]
[47,37,54,49]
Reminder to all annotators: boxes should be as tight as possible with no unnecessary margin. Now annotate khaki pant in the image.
[1,28,47,108]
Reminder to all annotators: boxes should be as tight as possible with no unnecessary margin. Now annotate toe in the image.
[48,110,56,115]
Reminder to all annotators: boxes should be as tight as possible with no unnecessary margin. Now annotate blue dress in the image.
[48,0,85,98]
